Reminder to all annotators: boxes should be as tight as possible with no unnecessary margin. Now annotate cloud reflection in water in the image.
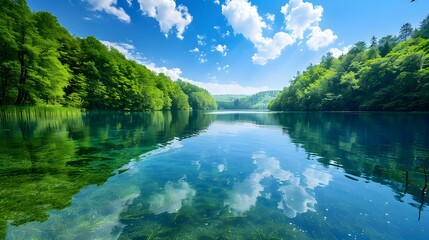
[225,151,332,218]
[149,179,196,214]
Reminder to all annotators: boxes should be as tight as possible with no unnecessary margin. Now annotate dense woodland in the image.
[215,90,280,109]
[0,0,216,111]
[176,80,217,110]
[269,15,429,111]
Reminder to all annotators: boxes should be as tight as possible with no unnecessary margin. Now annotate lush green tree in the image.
[378,35,398,57]
[176,80,217,110]
[414,14,429,38]
[270,16,429,112]
[399,23,413,41]
[0,0,210,111]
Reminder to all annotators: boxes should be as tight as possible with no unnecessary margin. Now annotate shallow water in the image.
[1,109,428,239]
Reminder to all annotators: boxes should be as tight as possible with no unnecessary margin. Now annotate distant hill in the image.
[214,90,280,109]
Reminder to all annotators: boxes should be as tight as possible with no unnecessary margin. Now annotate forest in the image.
[215,90,280,109]
[0,0,216,111]
[269,15,429,111]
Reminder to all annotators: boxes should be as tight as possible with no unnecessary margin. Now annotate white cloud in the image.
[152,64,270,94]
[221,0,266,43]
[126,0,132,7]
[198,52,208,63]
[189,47,200,53]
[222,0,295,65]
[84,0,131,23]
[217,64,230,72]
[214,25,221,30]
[214,0,220,5]
[145,63,184,81]
[214,44,228,56]
[197,34,206,46]
[281,0,336,51]
[252,32,294,65]
[137,0,192,40]
[281,0,322,39]
[222,30,231,38]
[329,45,352,58]
[100,40,267,95]
[265,13,275,22]
[186,81,270,95]
[100,40,147,63]
[306,26,337,51]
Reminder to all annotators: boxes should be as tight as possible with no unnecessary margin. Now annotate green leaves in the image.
[0,0,211,111]
[176,80,217,110]
[269,17,429,111]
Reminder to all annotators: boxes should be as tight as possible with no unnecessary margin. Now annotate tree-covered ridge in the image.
[269,15,429,111]
[0,0,215,111]
[215,90,280,109]
[176,80,217,110]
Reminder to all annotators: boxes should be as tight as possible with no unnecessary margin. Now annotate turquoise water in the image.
[1,109,428,239]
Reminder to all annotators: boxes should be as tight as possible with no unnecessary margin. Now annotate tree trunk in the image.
[15,52,27,105]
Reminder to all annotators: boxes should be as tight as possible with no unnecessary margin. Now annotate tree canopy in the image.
[215,90,280,109]
[269,15,429,111]
[176,80,217,110]
[0,0,216,111]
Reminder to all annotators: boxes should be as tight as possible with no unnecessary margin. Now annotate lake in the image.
[1,108,428,239]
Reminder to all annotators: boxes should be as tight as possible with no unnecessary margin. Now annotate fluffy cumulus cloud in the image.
[252,32,294,65]
[221,0,266,43]
[329,45,352,58]
[137,0,192,40]
[189,47,200,53]
[84,1,192,39]
[306,26,337,51]
[84,0,131,23]
[281,0,337,50]
[265,13,275,22]
[214,44,228,56]
[222,0,294,65]
[281,0,322,39]
[222,0,337,65]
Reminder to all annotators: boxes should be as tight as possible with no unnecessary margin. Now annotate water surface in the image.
[1,109,428,239]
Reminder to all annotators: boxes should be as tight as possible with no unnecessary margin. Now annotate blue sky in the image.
[27,0,428,95]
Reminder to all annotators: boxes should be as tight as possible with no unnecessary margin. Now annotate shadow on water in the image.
[0,107,215,239]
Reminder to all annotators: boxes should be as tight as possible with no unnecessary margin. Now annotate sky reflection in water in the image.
[5,112,429,239]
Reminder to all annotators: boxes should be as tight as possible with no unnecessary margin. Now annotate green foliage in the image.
[0,107,216,238]
[0,0,218,111]
[270,17,429,111]
[215,90,280,109]
[176,80,217,110]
